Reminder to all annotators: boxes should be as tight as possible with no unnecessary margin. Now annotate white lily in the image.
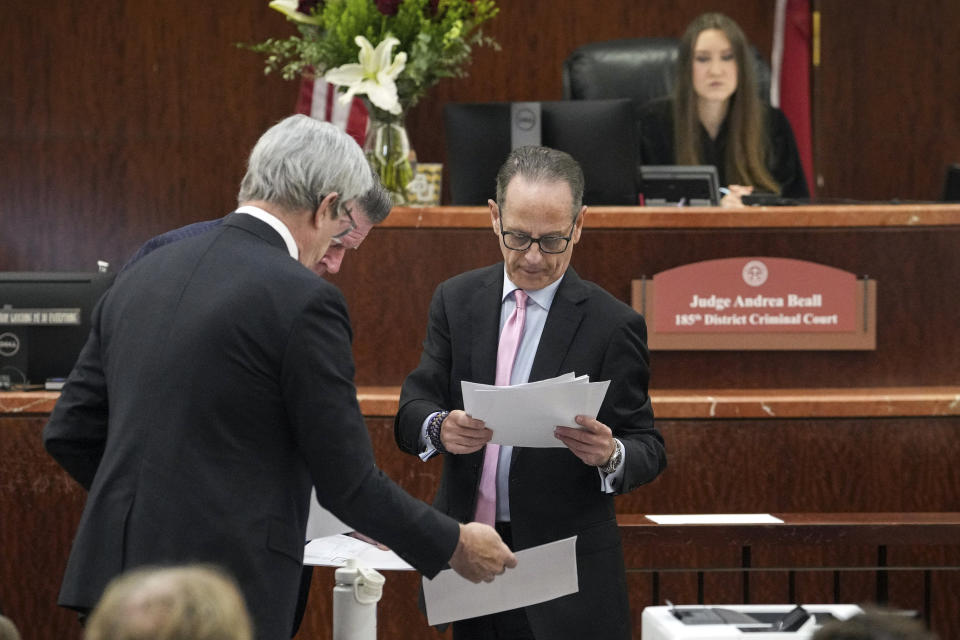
[267,0,322,25]
[324,35,407,115]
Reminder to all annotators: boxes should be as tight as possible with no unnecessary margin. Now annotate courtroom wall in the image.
[2,0,959,272]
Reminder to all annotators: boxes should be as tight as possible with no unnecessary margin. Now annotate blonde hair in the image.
[84,565,253,640]
[674,12,779,193]
[0,615,22,640]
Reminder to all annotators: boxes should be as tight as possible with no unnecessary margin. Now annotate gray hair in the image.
[356,173,393,224]
[238,114,372,214]
[495,145,585,219]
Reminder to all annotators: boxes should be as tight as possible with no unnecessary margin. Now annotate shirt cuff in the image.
[419,411,440,461]
[598,438,625,493]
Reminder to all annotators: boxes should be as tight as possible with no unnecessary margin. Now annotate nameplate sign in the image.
[632,257,876,351]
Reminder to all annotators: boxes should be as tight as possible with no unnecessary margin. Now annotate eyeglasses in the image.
[332,202,357,239]
[498,216,577,254]
[319,194,357,239]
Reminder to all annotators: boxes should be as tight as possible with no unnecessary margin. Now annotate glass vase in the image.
[364,109,414,205]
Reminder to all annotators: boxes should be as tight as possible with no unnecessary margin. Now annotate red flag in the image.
[771,0,815,197]
[296,72,370,148]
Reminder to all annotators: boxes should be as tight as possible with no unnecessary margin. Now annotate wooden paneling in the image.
[3,1,959,272]
[328,207,960,389]
[815,0,960,201]
[0,0,295,273]
[618,516,960,640]
[0,416,87,640]
[4,406,959,640]
[618,417,960,515]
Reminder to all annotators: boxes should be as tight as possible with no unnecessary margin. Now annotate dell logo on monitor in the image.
[0,332,21,357]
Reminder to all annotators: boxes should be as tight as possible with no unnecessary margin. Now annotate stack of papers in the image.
[462,373,609,448]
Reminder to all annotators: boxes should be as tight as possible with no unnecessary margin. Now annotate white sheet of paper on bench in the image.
[463,374,609,448]
[303,534,413,571]
[422,536,579,626]
[645,513,785,525]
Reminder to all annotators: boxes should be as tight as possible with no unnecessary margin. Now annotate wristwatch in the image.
[598,438,623,474]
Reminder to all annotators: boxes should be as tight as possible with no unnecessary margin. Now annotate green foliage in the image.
[245,0,499,110]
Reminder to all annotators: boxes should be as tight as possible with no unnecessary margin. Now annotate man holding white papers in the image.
[395,146,667,639]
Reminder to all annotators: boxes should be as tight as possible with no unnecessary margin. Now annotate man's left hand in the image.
[554,416,616,467]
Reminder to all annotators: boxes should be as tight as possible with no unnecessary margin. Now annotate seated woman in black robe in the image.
[638,12,809,206]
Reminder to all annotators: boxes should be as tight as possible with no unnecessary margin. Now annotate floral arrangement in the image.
[247,0,498,202]
[250,0,499,117]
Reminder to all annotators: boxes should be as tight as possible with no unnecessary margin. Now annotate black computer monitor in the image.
[639,164,721,206]
[444,99,640,205]
[0,271,115,386]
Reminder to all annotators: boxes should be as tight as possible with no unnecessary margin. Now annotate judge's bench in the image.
[3,204,959,639]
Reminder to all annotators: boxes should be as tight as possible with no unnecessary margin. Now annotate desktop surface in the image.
[642,604,863,640]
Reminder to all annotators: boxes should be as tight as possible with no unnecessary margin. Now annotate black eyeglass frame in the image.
[318,193,358,239]
[497,213,579,255]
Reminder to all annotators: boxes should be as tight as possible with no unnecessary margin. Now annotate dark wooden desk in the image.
[6,202,960,639]
[619,512,960,639]
[5,388,959,639]
[332,204,960,389]
[619,512,960,547]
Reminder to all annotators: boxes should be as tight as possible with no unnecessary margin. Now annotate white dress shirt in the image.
[235,205,299,260]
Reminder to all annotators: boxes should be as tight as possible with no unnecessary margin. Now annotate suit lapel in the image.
[470,266,504,385]
[529,267,588,382]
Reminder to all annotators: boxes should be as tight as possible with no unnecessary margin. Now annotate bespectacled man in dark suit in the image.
[117,150,393,640]
[396,145,667,640]
[44,114,516,640]
[122,168,392,277]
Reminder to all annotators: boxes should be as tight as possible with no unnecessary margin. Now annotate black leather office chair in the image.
[942,163,960,201]
[562,37,771,105]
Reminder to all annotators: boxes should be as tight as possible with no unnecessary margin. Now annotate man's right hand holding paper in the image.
[449,522,517,583]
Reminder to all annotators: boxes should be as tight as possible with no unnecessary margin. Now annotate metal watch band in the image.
[599,438,623,474]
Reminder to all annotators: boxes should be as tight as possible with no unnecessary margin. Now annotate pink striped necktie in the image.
[474,289,528,526]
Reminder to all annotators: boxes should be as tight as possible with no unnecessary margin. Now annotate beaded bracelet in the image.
[427,410,451,454]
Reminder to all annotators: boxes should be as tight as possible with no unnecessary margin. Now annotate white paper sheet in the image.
[422,536,579,626]
[461,373,580,405]
[303,534,413,571]
[304,488,352,539]
[462,375,610,448]
[645,513,784,524]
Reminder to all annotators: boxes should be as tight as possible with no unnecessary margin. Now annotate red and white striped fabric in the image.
[296,73,370,147]
[771,0,815,196]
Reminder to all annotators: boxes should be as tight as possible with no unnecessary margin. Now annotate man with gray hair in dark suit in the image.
[45,114,516,640]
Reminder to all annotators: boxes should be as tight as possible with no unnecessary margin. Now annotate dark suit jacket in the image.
[122,217,224,270]
[44,213,460,640]
[395,264,666,640]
